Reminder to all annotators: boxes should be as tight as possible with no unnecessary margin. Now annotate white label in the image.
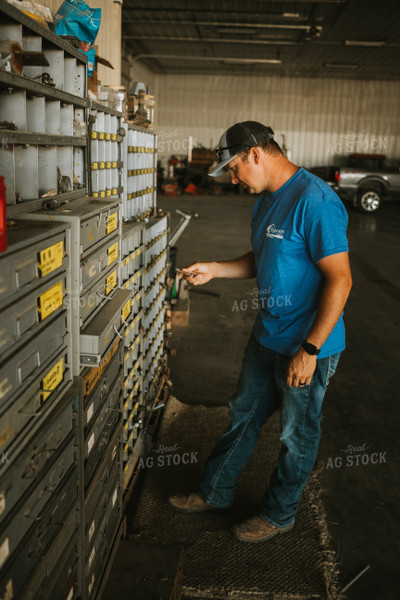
[0,492,5,517]
[88,546,96,571]
[0,537,10,570]
[87,432,95,455]
[88,519,95,543]
[112,488,118,507]
[86,402,94,424]
[66,586,73,600]
[88,572,95,595]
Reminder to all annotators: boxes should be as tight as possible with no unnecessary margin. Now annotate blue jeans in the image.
[198,334,341,528]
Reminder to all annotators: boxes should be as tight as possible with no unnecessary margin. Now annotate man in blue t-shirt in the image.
[168,121,352,543]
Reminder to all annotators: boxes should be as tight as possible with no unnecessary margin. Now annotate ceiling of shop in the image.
[121,0,400,80]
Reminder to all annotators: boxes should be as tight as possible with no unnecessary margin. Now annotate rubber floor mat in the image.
[128,397,342,600]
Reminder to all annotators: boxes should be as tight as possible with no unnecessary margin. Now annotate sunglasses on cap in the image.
[215,144,252,161]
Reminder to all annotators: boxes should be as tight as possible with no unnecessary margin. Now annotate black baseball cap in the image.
[208,121,274,177]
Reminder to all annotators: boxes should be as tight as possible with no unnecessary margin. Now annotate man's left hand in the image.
[286,348,317,387]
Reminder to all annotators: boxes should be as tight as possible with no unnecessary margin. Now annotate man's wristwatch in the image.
[301,341,320,356]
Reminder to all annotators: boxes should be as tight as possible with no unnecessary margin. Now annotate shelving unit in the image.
[0,3,169,599]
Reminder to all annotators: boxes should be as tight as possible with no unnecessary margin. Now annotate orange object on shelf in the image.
[184,182,197,195]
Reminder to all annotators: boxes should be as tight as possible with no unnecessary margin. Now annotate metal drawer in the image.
[80,233,119,293]
[0,271,68,363]
[84,419,122,492]
[0,220,69,311]
[80,289,131,365]
[23,513,79,600]
[84,374,122,488]
[79,264,120,327]
[83,350,121,430]
[0,311,69,411]
[30,198,121,256]
[82,338,121,399]
[0,436,76,564]
[0,466,77,593]
[84,456,120,555]
[0,390,75,527]
[0,346,72,456]
[85,480,121,581]
[0,499,78,600]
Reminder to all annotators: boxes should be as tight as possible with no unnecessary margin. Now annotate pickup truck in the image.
[309,154,400,213]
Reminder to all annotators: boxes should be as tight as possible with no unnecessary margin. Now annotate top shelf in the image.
[0,0,87,63]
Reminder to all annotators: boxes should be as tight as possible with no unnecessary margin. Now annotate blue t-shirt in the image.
[251,167,349,359]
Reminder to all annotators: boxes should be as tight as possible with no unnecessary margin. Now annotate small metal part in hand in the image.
[176,268,198,278]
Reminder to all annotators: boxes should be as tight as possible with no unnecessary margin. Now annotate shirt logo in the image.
[266,224,285,239]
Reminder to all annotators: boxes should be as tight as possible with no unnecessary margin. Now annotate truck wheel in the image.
[357,188,382,213]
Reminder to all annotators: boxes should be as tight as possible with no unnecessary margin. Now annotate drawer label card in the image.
[86,402,94,424]
[112,487,118,507]
[106,270,117,295]
[0,492,5,517]
[106,212,118,235]
[0,537,10,570]
[88,519,95,543]
[40,357,64,404]
[37,281,63,320]
[108,242,119,266]
[38,241,64,277]
[122,299,131,323]
[88,432,95,454]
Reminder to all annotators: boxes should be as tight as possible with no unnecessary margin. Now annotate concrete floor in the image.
[160,191,400,600]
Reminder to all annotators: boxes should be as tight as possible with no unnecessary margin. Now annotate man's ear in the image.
[250,146,262,165]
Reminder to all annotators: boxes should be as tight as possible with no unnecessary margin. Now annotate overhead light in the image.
[282,12,300,18]
[345,40,385,47]
[325,62,358,69]
[222,58,281,64]
[217,27,258,35]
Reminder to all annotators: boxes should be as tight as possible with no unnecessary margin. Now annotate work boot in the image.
[167,492,228,513]
[232,515,294,543]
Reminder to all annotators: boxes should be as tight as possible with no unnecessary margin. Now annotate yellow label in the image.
[106,162,111,169]
[124,256,130,266]
[105,270,117,295]
[41,358,64,403]
[112,188,118,195]
[135,314,141,323]
[91,162,98,170]
[106,190,112,197]
[106,212,118,235]
[99,162,105,170]
[38,241,64,277]
[112,161,117,168]
[134,382,139,394]
[99,191,106,198]
[107,242,119,266]
[91,131,98,139]
[37,281,63,320]
[99,132,104,140]
[124,378,129,390]
[136,248,141,256]
[122,299,131,322]
[112,134,117,141]
[105,133,111,141]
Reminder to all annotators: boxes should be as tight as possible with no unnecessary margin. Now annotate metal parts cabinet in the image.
[0,2,169,599]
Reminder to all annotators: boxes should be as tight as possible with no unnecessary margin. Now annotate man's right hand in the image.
[178,262,218,286]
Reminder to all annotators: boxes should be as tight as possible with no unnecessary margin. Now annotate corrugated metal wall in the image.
[153,74,400,167]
